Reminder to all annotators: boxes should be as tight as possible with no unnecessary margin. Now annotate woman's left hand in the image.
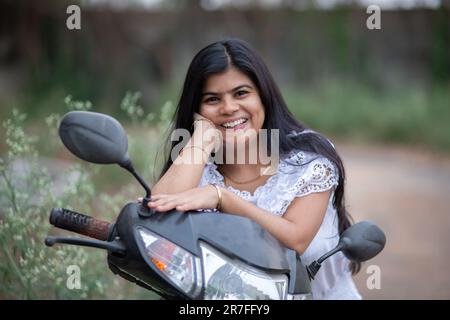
[138,185,219,212]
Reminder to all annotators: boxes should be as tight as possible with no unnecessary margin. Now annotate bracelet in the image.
[211,184,222,211]
[179,145,209,161]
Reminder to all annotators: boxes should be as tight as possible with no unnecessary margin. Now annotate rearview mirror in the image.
[307,220,386,280]
[339,221,386,262]
[58,111,129,165]
[58,110,153,215]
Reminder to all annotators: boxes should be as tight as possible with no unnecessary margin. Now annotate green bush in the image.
[0,93,174,299]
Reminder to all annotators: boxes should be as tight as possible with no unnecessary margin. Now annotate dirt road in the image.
[338,142,450,299]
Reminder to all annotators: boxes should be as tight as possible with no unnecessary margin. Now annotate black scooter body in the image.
[107,202,311,299]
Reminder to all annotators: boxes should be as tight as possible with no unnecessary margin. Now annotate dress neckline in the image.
[208,162,284,199]
[207,149,308,198]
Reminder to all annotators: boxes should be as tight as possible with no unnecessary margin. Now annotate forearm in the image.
[220,189,309,253]
[152,129,215,195]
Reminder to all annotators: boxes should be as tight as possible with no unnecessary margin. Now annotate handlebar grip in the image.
[49,208,112,241]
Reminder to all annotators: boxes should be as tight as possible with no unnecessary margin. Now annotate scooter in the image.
[45,111,386,300]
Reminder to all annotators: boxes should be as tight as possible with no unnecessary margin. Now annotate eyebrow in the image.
[201,84,253,97]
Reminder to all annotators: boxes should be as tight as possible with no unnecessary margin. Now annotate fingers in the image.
[175,202,191,211]
[136,194,167,201]
[137,191,198,213]
[193,112,204,121]
[151,201,181,212]
[150,194,168,200]
[151,199,193,212]
[148,195,181,212]
[137,194,165,203]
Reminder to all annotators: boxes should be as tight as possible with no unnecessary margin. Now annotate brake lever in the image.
[45,236,126,256]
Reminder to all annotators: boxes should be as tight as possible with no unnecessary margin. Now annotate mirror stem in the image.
[317,242,344,264]
[120,159,151,198]
[307,242,345,280]
[119,159,155,216]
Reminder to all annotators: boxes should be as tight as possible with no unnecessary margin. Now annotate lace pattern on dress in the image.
[198,149,339,216]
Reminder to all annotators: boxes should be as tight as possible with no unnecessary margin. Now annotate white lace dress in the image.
[197,149,362,300]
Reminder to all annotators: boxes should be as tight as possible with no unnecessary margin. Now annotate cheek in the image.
[198,104,207,114]
[257,106,265,122]
[199,104,215,118]
[248,100,265,126]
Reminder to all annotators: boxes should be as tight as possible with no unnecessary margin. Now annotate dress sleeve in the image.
[265,151,339,216]
[292,156,339,198]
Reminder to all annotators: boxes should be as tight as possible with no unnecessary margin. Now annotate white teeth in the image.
[222,118,247,128]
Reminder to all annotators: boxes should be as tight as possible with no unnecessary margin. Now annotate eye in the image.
[204,96,219,104]
[235,90,249,97]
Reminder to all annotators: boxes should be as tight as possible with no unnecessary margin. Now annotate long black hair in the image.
[158,38,360,274]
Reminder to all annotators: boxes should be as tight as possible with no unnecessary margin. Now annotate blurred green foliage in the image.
[283,80,450,152]
[430,7,450,84]
[0,94,174,299]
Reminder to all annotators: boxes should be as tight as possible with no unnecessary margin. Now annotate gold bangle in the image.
[211,184,222,211]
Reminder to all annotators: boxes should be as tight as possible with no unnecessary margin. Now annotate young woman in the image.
[146,38,362,299]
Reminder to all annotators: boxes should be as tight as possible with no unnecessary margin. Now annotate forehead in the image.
[203,67,254,92]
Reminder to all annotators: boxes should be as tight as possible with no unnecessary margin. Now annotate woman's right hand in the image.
[193,112,222,151]
[193,112,215,130]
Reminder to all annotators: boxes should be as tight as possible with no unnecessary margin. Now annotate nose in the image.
[220,95,240,115]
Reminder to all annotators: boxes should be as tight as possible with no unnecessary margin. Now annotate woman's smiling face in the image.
[199,66,265,147]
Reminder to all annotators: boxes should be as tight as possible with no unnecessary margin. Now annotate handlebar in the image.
[49,208,112,241]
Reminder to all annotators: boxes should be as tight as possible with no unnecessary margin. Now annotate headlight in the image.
[200,242,288,300]
[137,227,202,297]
